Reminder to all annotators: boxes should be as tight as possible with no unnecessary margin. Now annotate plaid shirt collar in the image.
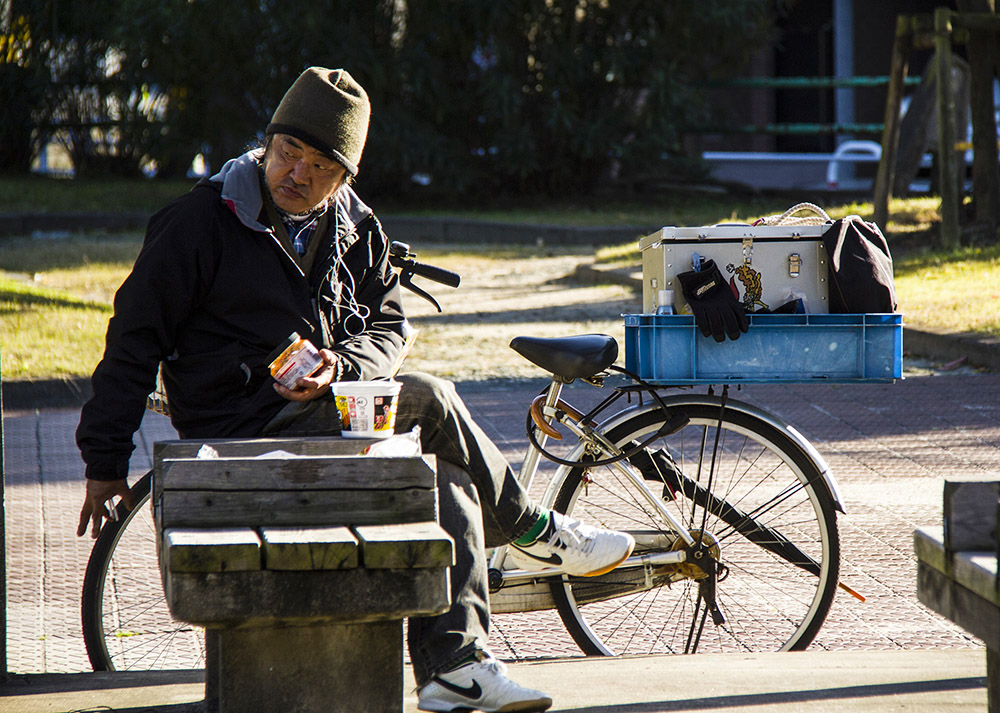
[259,163,330,257]
[282,209,326,257]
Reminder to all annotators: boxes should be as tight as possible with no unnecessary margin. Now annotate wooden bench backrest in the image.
[153,437,438,529]
[943,480,1000,557]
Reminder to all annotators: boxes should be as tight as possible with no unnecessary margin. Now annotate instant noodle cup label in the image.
[332,380,402,439]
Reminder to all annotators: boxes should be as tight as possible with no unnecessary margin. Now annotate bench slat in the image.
[261,526,359,570]
[159,488,437,529]
[953,551,1000,606]
[915,527,999,606]
[165,568,451,625]
[354,522,455,569]
[163,528,262,573]
[155,436,381,461]
[157,455,436,498]
[154,438,381,500]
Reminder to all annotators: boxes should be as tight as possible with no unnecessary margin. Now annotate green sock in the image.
[514,510,549,546]
[444,652,479,672]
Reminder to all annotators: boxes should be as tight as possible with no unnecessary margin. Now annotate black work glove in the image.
[676,259,749,343]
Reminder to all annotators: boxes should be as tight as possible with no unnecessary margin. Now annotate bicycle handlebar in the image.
[391,255,462,288]
[388,241,461,312]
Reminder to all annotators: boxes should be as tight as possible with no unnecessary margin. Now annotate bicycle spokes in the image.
[548,399,839,657]
[642,448,825,577]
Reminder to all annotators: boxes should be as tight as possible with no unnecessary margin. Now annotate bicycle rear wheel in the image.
[548,396,840,656]
[81,470,206,671]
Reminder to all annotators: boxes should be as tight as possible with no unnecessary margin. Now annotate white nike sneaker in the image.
[417,652,552,712]
[507,510,635,577]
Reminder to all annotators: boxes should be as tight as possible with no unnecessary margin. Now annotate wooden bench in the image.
[914,480,999,713]
[152,436,455,713]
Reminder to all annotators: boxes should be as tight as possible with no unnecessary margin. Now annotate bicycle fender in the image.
[543,395,845,514]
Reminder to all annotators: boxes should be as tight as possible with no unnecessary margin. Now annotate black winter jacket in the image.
[76,151,406,480]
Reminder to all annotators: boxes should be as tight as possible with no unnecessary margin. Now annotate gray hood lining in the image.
[211,150,373,236]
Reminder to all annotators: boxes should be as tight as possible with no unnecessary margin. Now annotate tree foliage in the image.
[0,0,773,197]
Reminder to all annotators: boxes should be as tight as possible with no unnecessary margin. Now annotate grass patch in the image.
[894,244,1000,336]
[0,276,114,379]
[0,234,140,379]
[0,195,993,381]
[0,176,195,213]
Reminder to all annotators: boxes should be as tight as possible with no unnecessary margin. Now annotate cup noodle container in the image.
[333,380,402,439]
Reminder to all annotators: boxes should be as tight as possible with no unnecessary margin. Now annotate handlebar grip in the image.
[398,260,462,288]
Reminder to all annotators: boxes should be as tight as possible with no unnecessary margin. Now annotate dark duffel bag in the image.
[822,216,897,314]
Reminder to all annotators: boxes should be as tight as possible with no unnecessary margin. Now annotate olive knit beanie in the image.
[266,67,370,176]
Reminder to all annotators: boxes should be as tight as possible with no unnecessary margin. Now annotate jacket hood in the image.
[210,149,373,237]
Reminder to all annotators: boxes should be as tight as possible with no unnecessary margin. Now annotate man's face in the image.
[263,134,348,214]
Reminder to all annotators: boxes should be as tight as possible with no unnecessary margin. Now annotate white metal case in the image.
[640,225,830,314]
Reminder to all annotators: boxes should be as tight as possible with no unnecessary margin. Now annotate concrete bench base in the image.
[205,620,403,713]
[915,510,999,713]
[916,560,998,712]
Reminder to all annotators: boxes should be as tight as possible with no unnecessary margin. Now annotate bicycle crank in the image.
[675,530,727,645]
[670,529,722,581]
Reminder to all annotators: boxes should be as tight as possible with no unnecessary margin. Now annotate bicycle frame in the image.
[487,373,846,610]
[487,376,696,591]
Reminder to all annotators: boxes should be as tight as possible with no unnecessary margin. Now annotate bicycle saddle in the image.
[509,334,618,379]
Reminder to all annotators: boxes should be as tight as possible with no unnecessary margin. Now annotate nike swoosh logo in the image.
[436,677,483,700]
[512,547,562,566]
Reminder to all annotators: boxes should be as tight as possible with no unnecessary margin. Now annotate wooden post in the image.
[934,7,961,250]
[989,646,998,713]
[956,2,1000,238]
[0,351,6,683]
[915,482,999,713]
[874,15,914,229]
[994,497,1000,713]
[878,9,1000,242]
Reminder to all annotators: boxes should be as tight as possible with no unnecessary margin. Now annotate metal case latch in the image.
[788,253,802,278]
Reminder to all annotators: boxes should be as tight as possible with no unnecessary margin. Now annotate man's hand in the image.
[274,348,337,402]
[77,478,136,539]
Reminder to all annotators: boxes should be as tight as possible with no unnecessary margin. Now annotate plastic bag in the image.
[362,425,423,457]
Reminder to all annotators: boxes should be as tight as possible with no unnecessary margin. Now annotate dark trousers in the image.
[262,371,542,684]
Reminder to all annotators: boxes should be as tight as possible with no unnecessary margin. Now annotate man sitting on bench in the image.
[75,66,634,713]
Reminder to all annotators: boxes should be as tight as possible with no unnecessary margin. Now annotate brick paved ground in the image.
[5,369,998,673]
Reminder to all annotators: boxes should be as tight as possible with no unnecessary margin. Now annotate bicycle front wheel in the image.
[549,397,840,656]
[81,470,206,671]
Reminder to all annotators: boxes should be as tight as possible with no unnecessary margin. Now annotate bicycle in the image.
[82,244,850,670]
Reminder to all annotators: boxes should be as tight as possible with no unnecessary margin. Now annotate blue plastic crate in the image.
[624,313,903,384]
